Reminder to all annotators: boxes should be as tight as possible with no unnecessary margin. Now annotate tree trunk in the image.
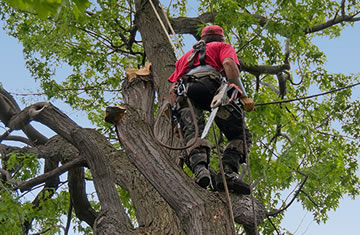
[115,0,266,234]
[0,0,267,233]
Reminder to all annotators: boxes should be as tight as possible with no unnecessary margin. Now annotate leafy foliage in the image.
[5,0,89,19]
[1,0,360,233]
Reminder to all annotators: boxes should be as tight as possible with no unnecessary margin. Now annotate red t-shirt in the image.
[168,41,240,83]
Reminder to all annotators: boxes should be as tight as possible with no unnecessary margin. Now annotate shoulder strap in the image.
[187,40,206,69]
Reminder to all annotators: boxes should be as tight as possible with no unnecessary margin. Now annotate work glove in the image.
[240,96,255,112]
[226,84,255,112]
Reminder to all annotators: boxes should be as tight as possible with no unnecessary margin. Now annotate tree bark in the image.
[12,102,135,234]
[128,1,267,234]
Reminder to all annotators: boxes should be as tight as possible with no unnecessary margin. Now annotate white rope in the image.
[159,4,185,55]
[149,0,182,58]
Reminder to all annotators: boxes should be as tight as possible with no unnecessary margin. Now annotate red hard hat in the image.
[201,25,224,37]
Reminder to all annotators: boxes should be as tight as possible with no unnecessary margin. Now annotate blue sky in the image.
[1,14,360,235]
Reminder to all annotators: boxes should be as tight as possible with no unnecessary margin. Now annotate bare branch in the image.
[240,58,290,76]
[169,12,217,39]
[76,27,113,49]
[68,166,98,227]
[0,168,21,186]
[267,175,308,217]
[64,200,73,235]
[29,103,134,232]
[16,157,86,192]
[0,128,13,143]
[305,14,360,34]
[266,215,281,235]
[2,135,33,145]
[300,190,319,207]
[341,0,346,17]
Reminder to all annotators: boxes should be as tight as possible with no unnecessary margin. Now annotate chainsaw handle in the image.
[210,83,228,108]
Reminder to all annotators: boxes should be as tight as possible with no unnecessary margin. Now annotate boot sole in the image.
[216,175,250,195]
[195,168,211,188]
[197,176,211,188]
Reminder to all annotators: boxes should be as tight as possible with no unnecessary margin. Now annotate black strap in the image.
[199,46,206,66]
[188,40,206,69]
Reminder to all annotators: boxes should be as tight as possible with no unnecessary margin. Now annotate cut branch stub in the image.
[122,62,155,125]
[104,105,127,125]
[126,62,152,81]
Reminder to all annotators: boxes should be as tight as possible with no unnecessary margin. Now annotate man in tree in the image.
[168,25,254,194]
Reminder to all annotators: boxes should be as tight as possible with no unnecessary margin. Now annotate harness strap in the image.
[188,40,206,69]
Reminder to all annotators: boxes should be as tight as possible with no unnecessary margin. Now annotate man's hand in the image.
[240,96,255,112]
[168,82,177,106]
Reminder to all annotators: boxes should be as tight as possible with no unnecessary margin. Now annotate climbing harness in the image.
[153,80,199,151]
[187,40,207,69]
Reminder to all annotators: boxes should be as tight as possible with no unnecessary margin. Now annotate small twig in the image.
[29,224,65,235]
[293,211,308,234]
[266,215,281,235]
[341,0,346,17]
[64,200,73,235]
[267,175,308,217]
[300,190,319,207]
[0,168,21,186]
[237,0,285,52]
[0,129,13,143]
[316,130,357,140]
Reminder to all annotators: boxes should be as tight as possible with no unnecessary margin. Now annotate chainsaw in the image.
[201,80,254,139]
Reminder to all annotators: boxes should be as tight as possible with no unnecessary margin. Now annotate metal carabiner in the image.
[176,79,187,96]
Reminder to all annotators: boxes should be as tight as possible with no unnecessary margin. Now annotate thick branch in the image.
[28,102,134,233]
[68,166,98,227]
[0,87,48,145]
[16,157,86,192]
[240,59,290,76]
[305,14,360,34]
[170,12,217,39]
[232,194,266,228]
[0,135,79,163]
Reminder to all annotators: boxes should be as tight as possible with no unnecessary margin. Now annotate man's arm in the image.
[222,57,242,91]
[222,57,255,112]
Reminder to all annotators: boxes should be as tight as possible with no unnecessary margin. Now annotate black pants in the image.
[176,76,252,173]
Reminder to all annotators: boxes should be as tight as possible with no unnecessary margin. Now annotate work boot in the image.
[215,165,250,195]
[193,163,211,189]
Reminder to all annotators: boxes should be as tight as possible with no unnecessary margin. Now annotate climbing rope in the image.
[256,82,360,106]
[242,114,259,234]
[159,4,185,55]
[149,0,184,58]
[153,98,199,151]
[212,124,236,230]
